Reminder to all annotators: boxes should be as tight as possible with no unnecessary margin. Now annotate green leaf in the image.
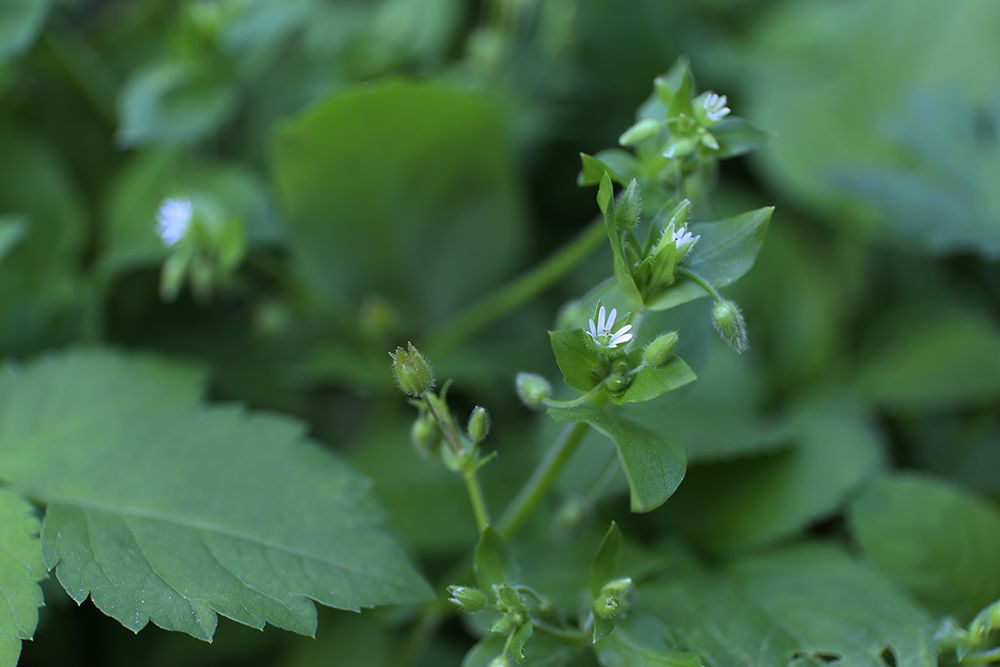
[590,522,622,597]
[579,152,639,188]
[549,329,602,393]
[462,634,579,667]
[0,0,52,60]
[272,80,526,326]
[643,544,937,667]
[855,312,1000,413]
[0,215,27,264]
[0,349,431,641]
[710,118,771,159]
[118,60,239,147]
[647,207,773,311]
[595,614,702,667]
[609,357,696,406]
[549,405,686,513]
[849,473,1000,621]
[475,527,514,593]
[597,177,643,306]
[0,489,45,667]
[657,394,884,553]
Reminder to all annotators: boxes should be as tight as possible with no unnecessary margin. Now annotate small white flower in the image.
[586,305,633,349]
[156,197,193,246]
[703,92,730,122]
[672,225,700,253]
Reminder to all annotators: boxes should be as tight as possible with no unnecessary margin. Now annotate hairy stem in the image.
[430,218,604,351]
[675,266,723,301]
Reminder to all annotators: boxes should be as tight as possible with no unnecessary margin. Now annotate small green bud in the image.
[643,331,680,367]
[604,372,631,396]
[491,616,516,634]
[447,585,487,612]
[712,300,749,353]
[594,577,633,619]
[410,413,440,459]
[663,136,695,159]
[467,405,491,443]
[494,584,522,611]
[619,118,661,146]
[389,342,435,396]
[515,372,551,407]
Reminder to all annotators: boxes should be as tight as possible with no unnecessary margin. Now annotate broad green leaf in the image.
[855,312,1000,413]
[549,404,685,513]
[549,328,602,393]
[643,544,937,667]
[710,118,770,159]
[579,151,639,187]
[118,60,239,147]
[595,614,702,667]
[657,394,884,552]
[610,356,696,406]
[0,489,45,667]
[0,349,431,641]
[590,522,622,597]
[0,215,27,264]
[272,80,526,327]
[475,528,514,593]
[0,0,51,60]
[647,207,773,311]
[849,474,1000,621]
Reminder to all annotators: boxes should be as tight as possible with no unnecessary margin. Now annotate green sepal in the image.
[549,328,604,393]
[475,527,515,593]
[590,522,623,597]
[505,619,534,661]
[547,404,686,513]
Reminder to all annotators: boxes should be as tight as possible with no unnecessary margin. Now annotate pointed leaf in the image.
[590,522,623,597]
[0,349,431,641]
[549,329,602,393]
[549,405,686,513]
[609,357,696,405]
[475,527,514,593]
[0,490,45,667]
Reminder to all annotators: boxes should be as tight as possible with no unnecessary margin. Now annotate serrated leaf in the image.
[549,404,685,513]
[647,207,772,312]
[644,544,937,667]
[0,349,430,641]
[849,473,1000,621]
[657,394,884,553]
[0,489,45,667]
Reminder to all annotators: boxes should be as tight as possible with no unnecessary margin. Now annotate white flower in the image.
[671,225,700,254]
[703,92,730,122]
[156,197,193,246]
[586,306,633,349]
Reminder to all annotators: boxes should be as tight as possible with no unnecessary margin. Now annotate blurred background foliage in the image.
[2,0,998,665]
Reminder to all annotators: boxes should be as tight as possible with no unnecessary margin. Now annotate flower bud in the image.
[389,342,435,396]
[515,372,551,407]
[467,406,491,443]
[593,577,633,619]
[643,331,679,367]
[619,118,661,147]
[447,585,488,612]
[410,413,440,459]
[604,372,631,397]
[712,300,749,353]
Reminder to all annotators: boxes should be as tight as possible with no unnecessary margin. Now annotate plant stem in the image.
[463,471,490,533]
[675,267,723,301]
[498,421,590,537]
[431,218,604,351]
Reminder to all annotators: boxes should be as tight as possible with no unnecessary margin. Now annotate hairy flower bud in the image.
[467,406,491,443]
[643,331,680,367]
[515,372,551,407]
[410,412,439,459]
[389,342,435,396]
[447,585,488,612]
[604,372,631,396]
[712,300,749,353]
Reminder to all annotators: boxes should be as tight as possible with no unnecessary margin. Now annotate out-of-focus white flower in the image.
[586,306,633,349]
[703,92,730,122]
[156,197,193,246]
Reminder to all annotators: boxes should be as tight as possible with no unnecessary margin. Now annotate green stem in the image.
[430,218,605,351]
[676,267,723,302]
[542,386,603,410]
[463,471,490,533]
[531,618,588,644]
[498,421,590,537]
[965,647,1000,665]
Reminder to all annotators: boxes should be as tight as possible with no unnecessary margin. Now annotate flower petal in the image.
[598,306,607,333]
[606,308,617,332]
